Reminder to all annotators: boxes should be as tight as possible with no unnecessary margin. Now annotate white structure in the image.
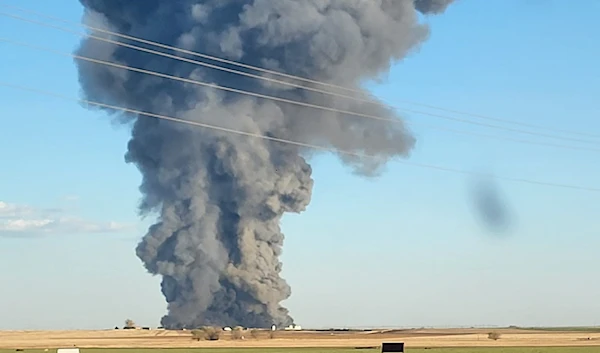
[271,325,277,331]
[284,324,302,331]
[57,349,79,353]
[223,327,232,331]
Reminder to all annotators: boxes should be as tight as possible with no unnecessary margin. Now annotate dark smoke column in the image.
[75,0,454,328]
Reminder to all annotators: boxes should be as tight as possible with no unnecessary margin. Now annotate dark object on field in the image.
[192,327,221,341]
[15,349,24,352]
[114,326,119,330]
[191,329,204,342]
[488,332,501,340]
[355,346,378,349]
[142,327,150,330]
[381,342,404,352]
[206,330,220,341]
[123,326,135,330]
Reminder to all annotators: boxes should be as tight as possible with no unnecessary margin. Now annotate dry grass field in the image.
[2,349,600,353]
[1,328,600,350]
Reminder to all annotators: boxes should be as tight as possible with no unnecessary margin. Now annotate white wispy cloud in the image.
[0,201,132,236]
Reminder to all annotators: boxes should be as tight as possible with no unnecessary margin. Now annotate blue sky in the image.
[1,0,599,330]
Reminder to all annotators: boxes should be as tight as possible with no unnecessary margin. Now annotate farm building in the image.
[284,324,302,331]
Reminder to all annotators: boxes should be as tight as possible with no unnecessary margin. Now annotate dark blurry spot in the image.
[468,176,514,235]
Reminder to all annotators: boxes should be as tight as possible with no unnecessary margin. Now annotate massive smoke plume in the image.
[75,0,455,328]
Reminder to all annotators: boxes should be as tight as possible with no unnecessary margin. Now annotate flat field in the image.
[1,328,600,350]
[2,348,600,353]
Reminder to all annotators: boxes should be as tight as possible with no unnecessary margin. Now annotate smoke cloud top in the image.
[75,0,455,328]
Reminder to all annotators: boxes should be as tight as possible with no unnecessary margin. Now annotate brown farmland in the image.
[1,328,600,349]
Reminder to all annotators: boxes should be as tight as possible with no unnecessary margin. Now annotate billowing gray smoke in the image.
[75,0,455,328]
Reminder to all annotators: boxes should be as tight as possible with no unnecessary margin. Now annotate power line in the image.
[0,38,414,124]
[1,8,599,143]
[3,9,597,143]
[2,80,598,193]
[3,37,600,154]
[2,2,596,139]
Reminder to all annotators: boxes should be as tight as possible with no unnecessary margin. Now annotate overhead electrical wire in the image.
[2,2,597,140]
[2,80,599,193]
[1,7,599,144]
[3,37,600,154]
[1,5,598,192]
